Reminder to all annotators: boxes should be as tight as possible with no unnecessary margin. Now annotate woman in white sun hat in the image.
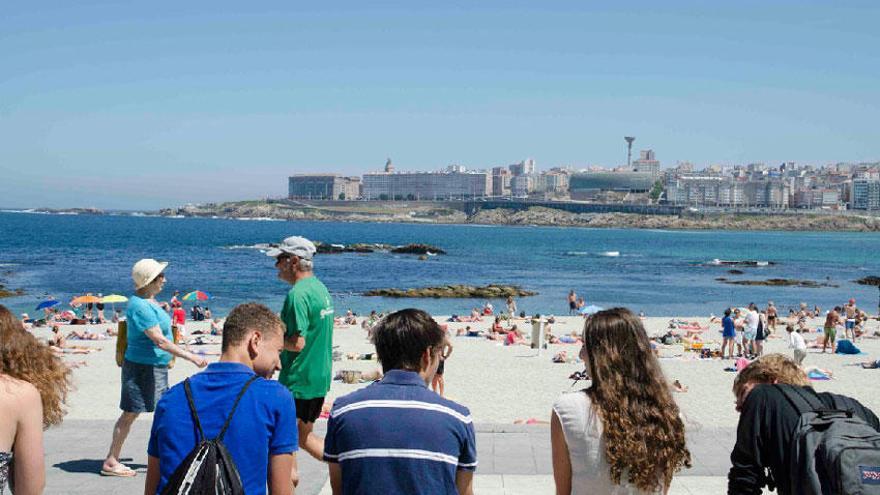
[101,259,208,477]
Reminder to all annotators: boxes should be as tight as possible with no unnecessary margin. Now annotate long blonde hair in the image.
[582,308,691,491]
[0,305,71,427]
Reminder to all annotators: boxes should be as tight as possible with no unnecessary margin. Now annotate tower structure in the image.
[624,136,635,168]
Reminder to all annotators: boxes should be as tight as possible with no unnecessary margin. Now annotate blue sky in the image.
[2,1,878,209]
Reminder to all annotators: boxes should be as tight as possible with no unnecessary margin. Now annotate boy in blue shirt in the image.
[145,303,298,495]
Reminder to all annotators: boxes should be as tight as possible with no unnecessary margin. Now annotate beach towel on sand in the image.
[808,370,831,380]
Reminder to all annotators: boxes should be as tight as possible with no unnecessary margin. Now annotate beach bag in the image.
[161,375,259,495]
[115,321,127,367]
[775,384,880,495]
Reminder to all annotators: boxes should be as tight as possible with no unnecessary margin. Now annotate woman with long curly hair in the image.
[551,308,691,494]
[0,304,71,494]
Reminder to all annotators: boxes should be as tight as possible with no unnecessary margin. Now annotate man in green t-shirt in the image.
[268,236,334,461]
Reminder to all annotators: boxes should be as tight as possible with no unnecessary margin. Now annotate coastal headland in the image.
[152,199,880,232]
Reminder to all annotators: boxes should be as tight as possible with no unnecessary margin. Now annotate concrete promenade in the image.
[44,420,769,494]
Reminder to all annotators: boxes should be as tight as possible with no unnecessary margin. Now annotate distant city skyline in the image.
[2,1,879,209]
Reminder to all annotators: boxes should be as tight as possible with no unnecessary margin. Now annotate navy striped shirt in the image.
[324,369,477,494]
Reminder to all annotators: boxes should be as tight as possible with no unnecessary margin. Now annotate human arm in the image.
[727,388,770,495]
[455,469,474,495]
[144,326,207,367]
[268,453,295,495]
[12,385,45,495]
[328,463,342,495]
[444,339,453,359]
[551,410,572,495]
[283,334,305,353]
[144,455,160,495]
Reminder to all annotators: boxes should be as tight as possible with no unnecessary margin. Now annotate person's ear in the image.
[248,330,262,359]
[421,346,434,370]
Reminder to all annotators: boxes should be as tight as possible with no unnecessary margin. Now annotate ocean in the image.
[1,211,878,318]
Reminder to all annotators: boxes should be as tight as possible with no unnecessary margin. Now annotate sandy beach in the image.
[34,314,880,430]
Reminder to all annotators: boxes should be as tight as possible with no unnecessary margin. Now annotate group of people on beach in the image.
[3,234,880,494]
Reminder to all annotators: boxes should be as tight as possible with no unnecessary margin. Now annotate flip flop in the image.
[100,465,137,477]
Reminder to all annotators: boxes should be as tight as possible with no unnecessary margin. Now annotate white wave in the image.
[565,251,623,257]
[222,243,274,250]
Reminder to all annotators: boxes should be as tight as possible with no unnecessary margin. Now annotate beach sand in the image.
[35,314,880,429]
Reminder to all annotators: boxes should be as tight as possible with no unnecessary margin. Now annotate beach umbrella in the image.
[579,305,604,315]
[70,295,102,305]
[182,290,211,301]
[101,294,129,314]
[35,299,60,311]
[101,294,128,304]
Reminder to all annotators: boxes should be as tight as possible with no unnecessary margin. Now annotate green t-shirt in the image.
[279,276,335,399]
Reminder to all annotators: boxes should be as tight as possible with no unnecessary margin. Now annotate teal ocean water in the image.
[1,211,878,317]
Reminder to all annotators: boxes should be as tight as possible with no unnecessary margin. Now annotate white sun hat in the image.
[132,258,168,289]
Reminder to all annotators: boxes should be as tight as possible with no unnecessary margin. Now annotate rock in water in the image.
[364,284,536,298]
[390,244,446,255]
[855,276,880,286]
[718,278,837,288]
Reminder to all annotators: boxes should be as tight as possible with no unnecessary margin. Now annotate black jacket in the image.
[728,383,880,495]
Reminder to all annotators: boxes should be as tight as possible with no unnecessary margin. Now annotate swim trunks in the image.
[824,326,837,342]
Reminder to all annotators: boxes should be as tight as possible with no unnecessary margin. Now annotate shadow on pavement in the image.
[53,458,147,474]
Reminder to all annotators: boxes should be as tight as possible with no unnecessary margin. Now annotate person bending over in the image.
[728,353,880,494]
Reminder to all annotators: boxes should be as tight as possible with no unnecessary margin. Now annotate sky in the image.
[2,1,879,210]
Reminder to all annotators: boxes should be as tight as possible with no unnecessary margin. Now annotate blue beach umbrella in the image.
[579,305,603,315]
[35,299,60,311]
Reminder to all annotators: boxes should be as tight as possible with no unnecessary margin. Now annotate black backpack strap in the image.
[215,375,260,442]
[183,378,206,441]
[775,384,825,414]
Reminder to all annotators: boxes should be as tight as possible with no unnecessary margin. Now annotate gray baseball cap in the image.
[266,236,317,260]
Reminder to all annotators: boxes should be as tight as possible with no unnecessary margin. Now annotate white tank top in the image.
[552,390,663,495]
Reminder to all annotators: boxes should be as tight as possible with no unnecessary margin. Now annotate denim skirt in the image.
[120,359,168,413]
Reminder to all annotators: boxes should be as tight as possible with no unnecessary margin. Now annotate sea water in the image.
[1,211,878,317]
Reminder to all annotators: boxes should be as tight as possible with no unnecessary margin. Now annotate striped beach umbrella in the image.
[182,290,211,301]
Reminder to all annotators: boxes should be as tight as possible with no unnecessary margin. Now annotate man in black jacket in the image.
[728,354,880,495]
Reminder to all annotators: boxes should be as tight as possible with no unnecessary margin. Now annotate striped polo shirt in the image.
[324,369,477,494]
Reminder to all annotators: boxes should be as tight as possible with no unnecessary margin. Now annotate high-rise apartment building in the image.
[632,150,660,178]
[851,179,880,210]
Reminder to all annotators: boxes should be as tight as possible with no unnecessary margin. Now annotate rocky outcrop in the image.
[33,207,104,215]
[312,242,443,255]
[0,284,24,299]
[855,276,880,286]
[468,207,880,232]
[314,242,393,254]
[390,244,446,255]
[364,284,536,298]
[715,278,837,288]
[158,200,880,232]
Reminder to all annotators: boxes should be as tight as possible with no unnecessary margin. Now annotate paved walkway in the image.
[44,420,767,494]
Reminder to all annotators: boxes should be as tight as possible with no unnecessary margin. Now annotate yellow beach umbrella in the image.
[101,294,128,304]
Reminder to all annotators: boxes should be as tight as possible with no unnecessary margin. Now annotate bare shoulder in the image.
[0,375,41,407]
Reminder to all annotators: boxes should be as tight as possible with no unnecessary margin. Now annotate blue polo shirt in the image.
[324,369,477,494]
[147,362,298,495]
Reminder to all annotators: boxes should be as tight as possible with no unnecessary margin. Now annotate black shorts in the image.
[295,397,325,423]
[569,301,577,310]
[437,359,445,375]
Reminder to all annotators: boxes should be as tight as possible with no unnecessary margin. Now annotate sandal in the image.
[100,464,137,477]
